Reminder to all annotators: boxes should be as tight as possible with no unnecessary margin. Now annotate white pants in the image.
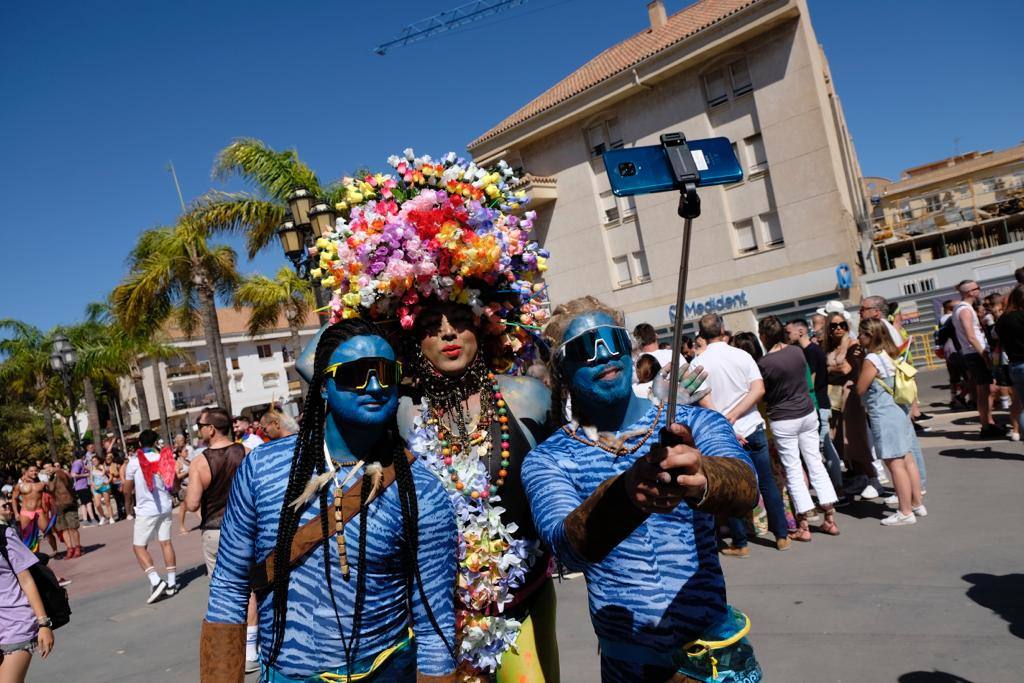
[770,412,838,514]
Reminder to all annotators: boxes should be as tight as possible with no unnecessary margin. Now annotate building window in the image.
[227,345,240,370]
[703,57,753,108]
[612,255,631,287]
[257,343,273,360]
[924,194,942,214]
[585,118,623,158]
[262,373,280,389]
[730,59,752,95]
[760,212,784,247]
[733,219,758,254]
[744,134,767,173]
[631,250,650,282]
[600,190,637,225]
[233,373,245,392]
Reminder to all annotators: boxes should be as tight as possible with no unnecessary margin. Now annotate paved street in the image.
[27,370,1024,682]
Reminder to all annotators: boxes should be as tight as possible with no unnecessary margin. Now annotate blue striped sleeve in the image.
[205,454,256,624]
[682,406,756,477]
[409,462,458,676]
[521,436,588,572]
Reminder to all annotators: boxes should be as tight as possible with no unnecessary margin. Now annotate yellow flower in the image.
[310,268,322,279]
[514,190,527,199]
[341,308,357,319]
[537,256,548,272]
[485,184,500,199]
[335,201,348,211]
[321,276,337,289]
[342,292,361,307]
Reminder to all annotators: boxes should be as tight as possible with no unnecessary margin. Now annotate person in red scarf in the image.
[123,430,179,604]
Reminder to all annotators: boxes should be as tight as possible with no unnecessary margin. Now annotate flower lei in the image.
[311,149,551,373]
[407,401,540,680]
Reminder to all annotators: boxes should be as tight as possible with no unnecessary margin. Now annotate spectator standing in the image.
[757,316,839,541]
[69,451,96,525]
[0,508,55,681]
[188,407,258,671]
[232,416,264,453]
[89,455,115,525]
[787,320,844,495]
[995,284,1024,440]
[258,409,298,441]
[856,320,925,525]
[937,299,968,408]
[695,314,791,555]
[632,323,674,380]
[809,313,827,343]
[124,430,178,604]
[49,464,81,559]
[952,280,1003,437]
[632,353,662,399]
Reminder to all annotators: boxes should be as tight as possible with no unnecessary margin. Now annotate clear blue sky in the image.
[2,0,1021,331]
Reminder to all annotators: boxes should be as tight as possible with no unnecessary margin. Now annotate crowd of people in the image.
[0,409,294,680]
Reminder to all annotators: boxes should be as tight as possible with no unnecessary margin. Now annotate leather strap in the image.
[200,620,246,683]
[251,451,416,591]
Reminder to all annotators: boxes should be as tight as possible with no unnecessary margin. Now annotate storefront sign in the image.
[670,291,749,323]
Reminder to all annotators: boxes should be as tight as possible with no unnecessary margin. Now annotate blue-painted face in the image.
[559,311,634,409]
[322,335,399,428]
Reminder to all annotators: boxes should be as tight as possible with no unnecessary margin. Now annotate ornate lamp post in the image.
[277,189,337,321]
[50,333,82,449]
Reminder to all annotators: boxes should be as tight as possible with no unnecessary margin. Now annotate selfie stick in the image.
[660,132,702,429]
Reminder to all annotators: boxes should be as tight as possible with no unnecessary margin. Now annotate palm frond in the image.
[185,193,286,258]
[213,138,321,202]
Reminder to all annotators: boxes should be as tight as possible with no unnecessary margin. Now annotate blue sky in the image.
[2,0,1021,331]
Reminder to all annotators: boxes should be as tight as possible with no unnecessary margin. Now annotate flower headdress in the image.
[311,149,551,372]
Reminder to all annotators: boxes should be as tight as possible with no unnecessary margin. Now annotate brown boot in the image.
[200,620,246,682]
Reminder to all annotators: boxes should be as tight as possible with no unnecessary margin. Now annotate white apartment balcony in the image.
[165,360,211,383]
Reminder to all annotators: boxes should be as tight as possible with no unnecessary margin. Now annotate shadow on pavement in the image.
[939,447,1024,462]
[176,562,208,591]
[78,543,106,556]
[898,671,977,682]
[835,499,889,521]
[962,573,1024,640]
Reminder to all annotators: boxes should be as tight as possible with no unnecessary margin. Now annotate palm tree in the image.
[112,222,239,415]
[75,303,182,442]
[235,267,315,391]
[181,139,322,259]
[0,319,63,459]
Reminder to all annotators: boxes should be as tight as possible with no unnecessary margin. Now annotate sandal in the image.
[819,509,840,536]
[789,515,812,542]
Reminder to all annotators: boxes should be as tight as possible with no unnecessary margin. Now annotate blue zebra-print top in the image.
[205,434,458,677]
[522,404,754,651]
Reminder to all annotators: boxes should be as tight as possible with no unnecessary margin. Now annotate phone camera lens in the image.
[618,162,636,177]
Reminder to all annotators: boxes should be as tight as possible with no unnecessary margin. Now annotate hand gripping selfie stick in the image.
[660,132,701,444]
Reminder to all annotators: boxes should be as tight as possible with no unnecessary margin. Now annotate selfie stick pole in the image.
[660,133,702,427]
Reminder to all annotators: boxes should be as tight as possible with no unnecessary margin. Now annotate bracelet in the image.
[36,615,53,628]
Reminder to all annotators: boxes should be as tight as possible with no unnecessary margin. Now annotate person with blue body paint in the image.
[522,296,763,683]
[200,319,458,682]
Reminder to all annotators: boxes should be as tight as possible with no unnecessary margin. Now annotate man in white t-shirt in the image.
[231,416,265,453]
[952,280,1003,438]
[692,313,791,555]
[123,429,178,604]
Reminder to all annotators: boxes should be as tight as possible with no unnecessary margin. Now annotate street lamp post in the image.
[49,333,82,450]
[278,189,337,321]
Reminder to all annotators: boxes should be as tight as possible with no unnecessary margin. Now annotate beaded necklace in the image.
[562,400,664,456]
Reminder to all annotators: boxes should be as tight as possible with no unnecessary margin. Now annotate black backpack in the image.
[0,525,72,630]
[935,314,961,352]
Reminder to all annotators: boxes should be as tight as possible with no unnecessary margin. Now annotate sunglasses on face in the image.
[829,322,848,330]
[557,325,632,364]
[325,357,402,391]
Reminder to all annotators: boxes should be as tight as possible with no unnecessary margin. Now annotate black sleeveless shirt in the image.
[200,443,246,531]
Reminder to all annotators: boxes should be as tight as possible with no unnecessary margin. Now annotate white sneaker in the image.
[127,514,135,520]
[881,511,916,526]
[913,505,928,517]
[164,583,179,597]
[860,485,879,500]
[147,580,167,604]
[1010,432,1021,442]
[245,660,260,674]
[884,494,899,506]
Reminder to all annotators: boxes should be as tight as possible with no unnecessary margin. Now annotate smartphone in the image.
[603,137,743,196]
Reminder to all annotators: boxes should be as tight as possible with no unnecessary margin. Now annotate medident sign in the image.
[670,291,749,323]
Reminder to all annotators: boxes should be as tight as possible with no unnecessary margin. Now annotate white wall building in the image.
[118,308,320,435]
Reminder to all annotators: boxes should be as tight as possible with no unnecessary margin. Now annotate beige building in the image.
[468,0,868,336]
[860,143,1024,331]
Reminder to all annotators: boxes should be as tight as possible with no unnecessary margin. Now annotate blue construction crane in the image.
[374,0,528,55]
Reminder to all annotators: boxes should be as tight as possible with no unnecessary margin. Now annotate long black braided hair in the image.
[266,318,454,670]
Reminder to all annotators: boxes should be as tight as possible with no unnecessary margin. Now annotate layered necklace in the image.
[563,400,664,456]
[418,354,511,498]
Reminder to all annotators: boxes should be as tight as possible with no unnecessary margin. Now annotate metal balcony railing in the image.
[165,360,211,379]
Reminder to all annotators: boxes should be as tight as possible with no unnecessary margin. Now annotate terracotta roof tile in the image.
[163,307,321,341]
[469,0,761,149]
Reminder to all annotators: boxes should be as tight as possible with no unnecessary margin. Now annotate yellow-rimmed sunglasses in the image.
[324,357,402,390]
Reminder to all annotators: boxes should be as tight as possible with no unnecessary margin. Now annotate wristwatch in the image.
[36,616,53,628]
